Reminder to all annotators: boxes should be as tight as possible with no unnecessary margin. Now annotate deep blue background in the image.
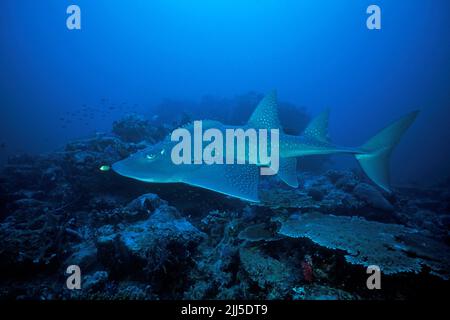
[1,0,449,185]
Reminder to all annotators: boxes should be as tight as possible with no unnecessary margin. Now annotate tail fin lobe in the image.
[356,110,419,192]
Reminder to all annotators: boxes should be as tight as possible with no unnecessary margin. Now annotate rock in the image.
[440,215,450,228]
[334,172,359,192]
[83,271,109,291]
[238,223,281,242]
[96,199,205,286]
[66,242,98,271]
[307,188,324,201]
[0,211,62,277]
[258,188,317,210]
[63,134,141,178]
[353,183,394,211]
[13,198,46,210]
[123,193,167,222]
[239,247,299,299]
[112,114,169,144]
[114,283,149,300]
[89,195,122,211]
[415,199,442,211]
[293,285,357,300]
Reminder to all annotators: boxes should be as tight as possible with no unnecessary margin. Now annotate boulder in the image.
[353,183,394,211]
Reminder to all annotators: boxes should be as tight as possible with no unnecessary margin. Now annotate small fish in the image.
[99,165,110,172]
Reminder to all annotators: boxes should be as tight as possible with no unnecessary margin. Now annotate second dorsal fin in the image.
[304,109,330,142]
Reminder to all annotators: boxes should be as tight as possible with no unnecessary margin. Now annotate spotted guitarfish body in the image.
[112,91,419,202]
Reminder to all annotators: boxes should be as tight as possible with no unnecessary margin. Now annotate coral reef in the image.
[112,113,171,144]
[239,247,299,299]
[0,109,449,300]
[278,212,450,278]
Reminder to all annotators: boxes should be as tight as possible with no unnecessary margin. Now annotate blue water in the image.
[1,0,449,184]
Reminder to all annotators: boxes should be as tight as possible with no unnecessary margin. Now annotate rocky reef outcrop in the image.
[0,108,449,300]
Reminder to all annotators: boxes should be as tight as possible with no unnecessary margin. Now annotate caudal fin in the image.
[356,111,419,192]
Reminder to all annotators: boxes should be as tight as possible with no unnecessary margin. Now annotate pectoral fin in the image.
[184,164,260,202]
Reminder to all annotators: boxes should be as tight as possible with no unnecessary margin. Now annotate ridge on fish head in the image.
[112,139,182,184]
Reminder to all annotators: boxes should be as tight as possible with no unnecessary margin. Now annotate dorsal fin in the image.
[304,109,330,142]
[247,91,281,129]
